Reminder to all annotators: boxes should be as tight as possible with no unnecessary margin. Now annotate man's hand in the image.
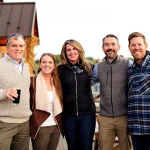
[5,88,18,101]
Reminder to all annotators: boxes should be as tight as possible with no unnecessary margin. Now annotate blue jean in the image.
[63,112,96,150]
[131,135,150,150]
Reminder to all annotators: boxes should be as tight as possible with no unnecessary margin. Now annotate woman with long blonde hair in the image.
[58,39,96,150]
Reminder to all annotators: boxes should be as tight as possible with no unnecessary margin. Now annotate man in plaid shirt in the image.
[128,32,150,150]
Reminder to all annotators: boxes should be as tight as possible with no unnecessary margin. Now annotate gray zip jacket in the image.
[91,56,132,116]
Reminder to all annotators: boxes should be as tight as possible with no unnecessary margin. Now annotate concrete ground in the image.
[57,136,67,150]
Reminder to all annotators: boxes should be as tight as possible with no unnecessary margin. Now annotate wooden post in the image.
[25,36,39,76]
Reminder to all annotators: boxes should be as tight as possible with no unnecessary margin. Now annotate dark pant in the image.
[63,112,96,150]
[0,120,30,150]
[31,125,60,150]
[131,135,150,150]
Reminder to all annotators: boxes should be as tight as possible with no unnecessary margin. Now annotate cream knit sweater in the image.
[0,56,32,123]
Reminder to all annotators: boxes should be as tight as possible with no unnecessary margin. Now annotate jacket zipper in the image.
[66,66,79,116]
[74,72,78,116]
[110,65,114,116]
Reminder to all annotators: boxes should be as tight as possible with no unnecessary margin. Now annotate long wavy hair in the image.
[60,39,92,75]
[37,53,62,103]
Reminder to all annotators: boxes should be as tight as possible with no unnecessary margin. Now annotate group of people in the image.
[0,31,149,150]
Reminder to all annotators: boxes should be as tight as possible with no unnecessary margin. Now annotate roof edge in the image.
[0,2,35,5]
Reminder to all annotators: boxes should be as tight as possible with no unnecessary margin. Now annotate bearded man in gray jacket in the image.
[92,34,132,150]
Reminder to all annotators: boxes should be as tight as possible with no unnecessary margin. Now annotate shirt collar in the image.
[4,54,24,65]
[104,55,118,64]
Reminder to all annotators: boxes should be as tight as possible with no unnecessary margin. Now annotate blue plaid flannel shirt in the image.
[128,51,150,135]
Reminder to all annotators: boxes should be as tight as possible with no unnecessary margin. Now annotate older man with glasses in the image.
[0,33,32,150]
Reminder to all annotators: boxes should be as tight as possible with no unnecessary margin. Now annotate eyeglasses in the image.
[7,33,24,45]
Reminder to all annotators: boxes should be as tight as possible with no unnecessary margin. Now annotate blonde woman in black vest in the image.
[30,53,63,150]
[58,39,96,150]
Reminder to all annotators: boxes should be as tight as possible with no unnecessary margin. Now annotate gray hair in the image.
[6,33,25,46]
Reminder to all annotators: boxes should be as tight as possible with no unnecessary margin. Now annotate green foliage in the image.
[86,57,97,64]
[55,54,60,65]
[34,61,39,74]
[128,57,134,61]
[35,59,40,64]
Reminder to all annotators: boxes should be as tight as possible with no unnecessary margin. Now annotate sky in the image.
[4,0,150,60]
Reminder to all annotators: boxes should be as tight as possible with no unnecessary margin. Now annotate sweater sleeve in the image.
[0,89,6,100]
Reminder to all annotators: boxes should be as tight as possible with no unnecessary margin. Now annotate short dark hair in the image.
[128,32,146,45]
[102,34,119,46]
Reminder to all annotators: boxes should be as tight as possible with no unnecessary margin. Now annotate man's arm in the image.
[91,63,99,86]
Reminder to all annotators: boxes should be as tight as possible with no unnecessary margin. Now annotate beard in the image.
[105,49,116,59]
